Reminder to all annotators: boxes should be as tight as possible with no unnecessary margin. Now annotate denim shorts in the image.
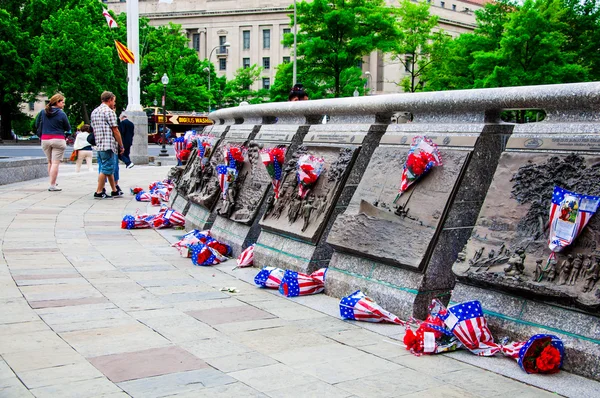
[97,150,115,175]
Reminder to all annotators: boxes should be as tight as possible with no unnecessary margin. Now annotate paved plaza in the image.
[0,164,598,397]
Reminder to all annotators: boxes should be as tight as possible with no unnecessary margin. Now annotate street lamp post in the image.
[159,73,169,157]
[364,71,372,96]
[206,42,230,113]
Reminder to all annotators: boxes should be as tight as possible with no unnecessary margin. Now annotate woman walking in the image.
[35,94,71,191]
[73,124,94,172]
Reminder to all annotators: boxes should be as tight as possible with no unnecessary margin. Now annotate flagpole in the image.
[126,0,142,111]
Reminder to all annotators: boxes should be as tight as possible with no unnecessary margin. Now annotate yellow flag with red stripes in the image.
[114,40,134,64]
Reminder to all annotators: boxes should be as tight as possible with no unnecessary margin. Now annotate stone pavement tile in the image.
[437,368,536,398]
[19,283,104,302]
[334,368,443,397]
[187,305,276,326]
[146,284,216,295]
[213,317,290,334]
[169,381,266,398]
[356,339,412,359]
[260,304,329,321]
[89,346,209,383]
[138,315,221,342]
[118,265,176,272]
[0,384,34,398]
[2,346,86,372]
[159,291,230,303]
[60,323,171,357]
[180,336,254,359]
[270,343,364,367]
[51,317,139,333]
[18,361,104,389]
[29,376,124,398]
[92,281,145,294]
[0,330,66,354]
[266,380,354,398]
[389,351,476,375]
[36,304,127,326]
[138,278,205,288]
[205,351,279,373]
[29,296,110,309]
[232,326,331,355]
[229,363,324,393]
[492,387,557,398]
[15,277,89,287]
[13,273,80,280]
[324,328,392,348]
[118,368,237,398]
[0,320,49,336]
[106,294,171,312]
[381,383,478,398]
[0,283,23,300]
[293,353,405,384]
[292,317,359,334]
[130,308,186,320]
[173,297,246,312]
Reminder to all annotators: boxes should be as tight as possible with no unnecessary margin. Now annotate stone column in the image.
[127,111,149,165]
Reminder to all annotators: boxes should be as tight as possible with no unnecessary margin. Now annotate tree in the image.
[223,64,268,106]
[393,0,449,92]
[140,22,210,112]
[0,7,30,139]
[31,0,125,124]
[471,0,588,88]
[285,0,401,97]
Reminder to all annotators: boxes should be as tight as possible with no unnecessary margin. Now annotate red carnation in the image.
[535,345,562,373]
[208,241,228,256]
[196,248,212,266]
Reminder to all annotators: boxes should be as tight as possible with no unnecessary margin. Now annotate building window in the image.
[219,58,226,70]
[262,57,270,69]
[243,58,250,68]
[440,1,445,7]
[283,56,290,64]
[243,30,250,50]
[263,29,271,49]
[262,77,270,89]
[192,33,200,52]
[283,28,291,48]
[452,4,456,10]
[219,36,227,53]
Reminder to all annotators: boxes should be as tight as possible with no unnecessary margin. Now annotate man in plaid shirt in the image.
[91,91,125,199]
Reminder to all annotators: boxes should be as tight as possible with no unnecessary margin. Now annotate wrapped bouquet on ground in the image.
[254,267,285,289]
[339,290,404,325]
[279,268,327,297]
[190,243,227,266]
[235,245,255,268]
[171,230,212,257]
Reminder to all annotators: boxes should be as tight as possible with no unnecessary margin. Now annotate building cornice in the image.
[143,7,289,20]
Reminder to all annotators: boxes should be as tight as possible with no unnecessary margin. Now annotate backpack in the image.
[86,132,96,146]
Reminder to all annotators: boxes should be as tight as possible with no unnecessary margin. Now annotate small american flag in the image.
[441,300,498,356]
[161,208,185,227]
[279,268,327,297]
[135,191,151,202]
[254,267,285,288]
[236,245,254,268]
[190,244,220,266]
[340,290,404,324]
[121,215,152,229]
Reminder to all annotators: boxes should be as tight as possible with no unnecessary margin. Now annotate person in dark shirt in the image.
[118,114,135,168]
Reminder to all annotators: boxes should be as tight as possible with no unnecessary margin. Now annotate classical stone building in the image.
[106,0,485,94]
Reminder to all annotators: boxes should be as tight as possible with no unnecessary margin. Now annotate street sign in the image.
[168,115,212,125]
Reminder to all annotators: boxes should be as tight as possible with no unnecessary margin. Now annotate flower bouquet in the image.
[261,147,287,199]
[197,135,217,171]
[254,266,285,289]
[340,290,404,325]
[296,154,325,199]
[190,243,223,266]
[216,165,238,200]
[206,240,232,257]
[135,191,152,202]
[518,334,564,374]
[395,136,442,202]
[236,244,254,268]
[121,214,152,229]
[216,145,246,200]
[403,299,461,355]
[152,207,186,229]
[279,268,327,297]
[130,187,144,195]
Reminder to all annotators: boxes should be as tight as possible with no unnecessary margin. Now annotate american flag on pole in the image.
[254,267,285,288]
[548,186,600,253]
[279,268,327,297]
[441,300,499,356]
[340,290,404,324]
[102,9,118,28]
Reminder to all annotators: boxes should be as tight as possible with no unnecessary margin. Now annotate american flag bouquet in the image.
[235,244,254,268]
[130,187,144,195]
[171,229,212,257]
[279,268,327,297]
[196,135,217,171]
[189,243,226,266]
[517,334,564,374]
[395,136,442,202]
[121,214,153,229]
[151,207,186,229]
[216,145,246,200]
[206,239,232,257]
[150,195,161,206]
[261,147,287,199]
[340,290,404,325]
[404,299,461,355]
[173,137,188,165]
[296,154,325,199]
[135,191,152,202]
[254,266,285,288]
[545,186,600,270]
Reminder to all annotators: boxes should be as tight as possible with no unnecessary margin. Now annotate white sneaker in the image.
[48,186,62,192]
[127,163,135,169]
